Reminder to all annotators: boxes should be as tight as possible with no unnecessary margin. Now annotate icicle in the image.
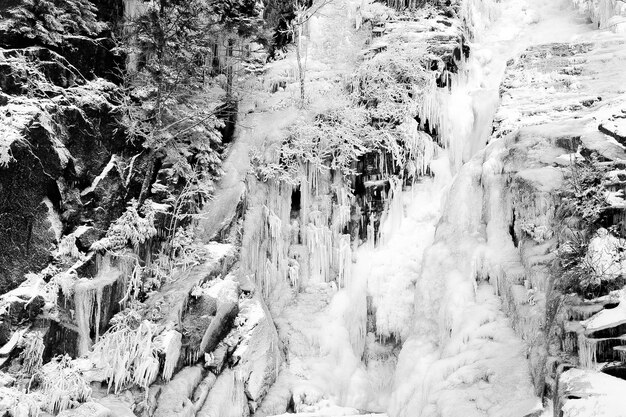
[337,234,352,289]
[132,321,160,388]
[73,254,127,357]
[94,287,103,343]
[333,185,352,236]
[379,177,404,245]
[459,0,498,38]
[74,279,96,357]
[367,214,376,249]
[577,333,598,369]
[307,222,333,283]
[159,330,182,381]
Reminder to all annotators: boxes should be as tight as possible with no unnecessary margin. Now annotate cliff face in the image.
[483,5,626,414]
[417,1,626,415]
[0,0,132,292]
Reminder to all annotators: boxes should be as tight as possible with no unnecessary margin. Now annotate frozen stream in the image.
[272,0,598,416]
[386,2,595,417]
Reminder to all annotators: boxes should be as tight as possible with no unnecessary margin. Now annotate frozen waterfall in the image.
[273,0,601,416]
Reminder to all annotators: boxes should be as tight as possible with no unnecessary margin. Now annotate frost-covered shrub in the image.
[354,44,431,124]
[519,222,552,243]
[558,155,609,227]
[554,155,626,298]
[19,333,45,376]
[2,0,106,45]
[555,229,626,297]
[90,200,158,252]
[0,387,41,417]
[32,355,91,414]
[170,227,204,269]
[360,0,396,24]
[91,306,160,393]
[251,106,377,183]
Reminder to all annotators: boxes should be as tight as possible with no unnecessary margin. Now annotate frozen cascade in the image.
[384,0,599,416]
[74,254,133,356]
[282,0,604,416]
[245,0,612,415]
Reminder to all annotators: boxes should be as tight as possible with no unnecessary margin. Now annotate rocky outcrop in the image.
[556,368,626,417]
[0,0,131,293]
[153,365,204,417]
[473,11,626,414]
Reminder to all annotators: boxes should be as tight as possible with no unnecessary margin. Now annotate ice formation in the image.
[262,0,622,415]
[73,254,134,356]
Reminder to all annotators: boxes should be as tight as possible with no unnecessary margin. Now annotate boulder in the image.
[153,365,204,417]
[0,371,15,388]
[196,369,250,417]
[3,295,45,325]
[200,300,239,354]
[599,117,626,145]
[231,294,283,405]
[192,277,241,355]
[96,397,135,417]
[57,402,111,417]
[557,368,626,417]
[191,372,217,411]
[74,226,104,253]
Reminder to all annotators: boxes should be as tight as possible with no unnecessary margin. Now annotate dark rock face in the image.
[43,320,80,360]
[4,294,45,325]
[0,0,133,292]
[599,117,626,145]
[200,300,239,354]
[74,226,103,252]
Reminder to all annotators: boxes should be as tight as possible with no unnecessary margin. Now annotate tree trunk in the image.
[138,150,156,207]
[295,24,305,104]
[226,38,235,99]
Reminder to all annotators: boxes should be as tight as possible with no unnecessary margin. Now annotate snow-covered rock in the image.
[196,369,250,417]
[558,368,626,417]
[153,365,204,417]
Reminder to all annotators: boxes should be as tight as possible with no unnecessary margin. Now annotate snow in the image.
[269,408,385,417]
[43,197,63,243]
[563,395,626,417]
[585,229,626,281]
[560,368,626,417]
[80,155,117,196]
[582,291,626,334]
[0,102,39,167]
[199,276,240,307]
